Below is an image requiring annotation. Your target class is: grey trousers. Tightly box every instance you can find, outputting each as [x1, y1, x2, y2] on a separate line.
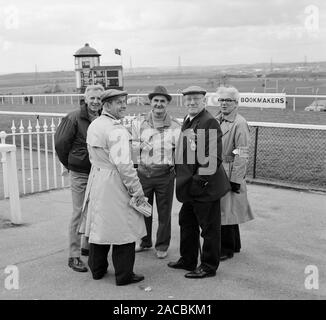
[138, 171, 175, 252]
[69, 170, 89, 258]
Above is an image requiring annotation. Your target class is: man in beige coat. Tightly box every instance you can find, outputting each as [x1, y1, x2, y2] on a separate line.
[215, 86, 254, 261]
[79, 89, 147, 286]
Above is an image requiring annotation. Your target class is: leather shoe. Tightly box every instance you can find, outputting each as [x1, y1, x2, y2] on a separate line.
[116, 273, 145, 286]
[184, 266, 216, 279]
[167, 260, 195, 271]
[220, 252, 234, 261]
[92, 270, 107, 280]
[68, 257, 88, 272]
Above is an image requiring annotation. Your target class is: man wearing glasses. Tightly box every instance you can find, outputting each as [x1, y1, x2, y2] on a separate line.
[215, 86, 254, 261]
[168, 86, 230, 278]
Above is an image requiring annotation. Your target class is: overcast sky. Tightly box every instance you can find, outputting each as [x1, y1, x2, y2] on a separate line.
[0, 0, 325, 74]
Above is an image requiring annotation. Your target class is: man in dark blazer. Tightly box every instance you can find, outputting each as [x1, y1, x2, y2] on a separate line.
[168, 86, 230, 278]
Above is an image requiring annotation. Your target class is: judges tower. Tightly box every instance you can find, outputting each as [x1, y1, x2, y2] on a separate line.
[74, 43, 123, 93]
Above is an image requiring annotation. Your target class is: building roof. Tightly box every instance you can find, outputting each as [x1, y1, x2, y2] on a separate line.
[74, 43, 101, 57]
[92, 65, 122, 70]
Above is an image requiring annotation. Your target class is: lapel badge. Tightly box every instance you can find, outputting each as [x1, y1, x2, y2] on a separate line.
[190, 139, 196, 151]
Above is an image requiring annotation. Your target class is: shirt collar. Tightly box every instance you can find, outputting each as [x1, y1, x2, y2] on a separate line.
[185, 108, 205, 123]
[146, 111, 171, 128]
[102, 109, 120, 122]
[221, 108, 238, 123]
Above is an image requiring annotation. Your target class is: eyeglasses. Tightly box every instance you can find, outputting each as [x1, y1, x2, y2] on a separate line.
[218, 98, 237, 103]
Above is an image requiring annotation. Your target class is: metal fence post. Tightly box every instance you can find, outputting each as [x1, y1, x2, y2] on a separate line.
[253, 126, 259, 179]
[0, 131, 9, 198]
[293, 97, 295, 111]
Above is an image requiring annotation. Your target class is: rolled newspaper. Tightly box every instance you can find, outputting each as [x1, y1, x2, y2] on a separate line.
[129, 197, 152, 217]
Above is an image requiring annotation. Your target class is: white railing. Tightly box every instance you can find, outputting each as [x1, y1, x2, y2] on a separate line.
[0, 117, 67, 198]
[0, 112, 135, 198]
[0, 94, 82, 105]
[286, 94, 326, 111]
[1, 112, 326, 198]
[0, 93, 184, 107]
[1, 92, 326, 110]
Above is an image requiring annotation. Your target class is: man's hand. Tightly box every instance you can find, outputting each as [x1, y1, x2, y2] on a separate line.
[230, 182, 241, 194]
[135, 195, 147, 206]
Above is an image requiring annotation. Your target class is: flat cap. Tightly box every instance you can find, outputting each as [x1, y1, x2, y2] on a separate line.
[100, 89, 128, 103]
[182, 86, 206, 96]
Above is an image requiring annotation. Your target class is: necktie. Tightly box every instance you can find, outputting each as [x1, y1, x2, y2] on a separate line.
[182, 117, 191, 130]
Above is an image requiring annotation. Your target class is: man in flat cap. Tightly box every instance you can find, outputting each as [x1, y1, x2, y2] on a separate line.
[55, 84, 104, 273]
[131, 85, 180, 259]
[79, 89, 147, 285]
[168, 86, 230, 278]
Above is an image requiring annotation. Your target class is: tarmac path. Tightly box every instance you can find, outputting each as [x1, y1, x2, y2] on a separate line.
[0, 184, 325, 300]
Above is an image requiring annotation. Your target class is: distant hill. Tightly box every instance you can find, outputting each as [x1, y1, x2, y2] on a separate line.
[1, 61, 326, 94]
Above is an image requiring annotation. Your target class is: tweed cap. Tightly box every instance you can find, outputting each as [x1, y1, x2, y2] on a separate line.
[148, 85, 172, 102]
[100, 89, 128, 103]
[182, 86, 207, 96]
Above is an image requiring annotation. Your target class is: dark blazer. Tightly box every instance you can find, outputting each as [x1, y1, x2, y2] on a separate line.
[55, 103, 96, 174]
[175, 109, 231, 203]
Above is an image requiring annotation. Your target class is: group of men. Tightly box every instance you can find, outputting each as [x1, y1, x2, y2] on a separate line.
[54, 82, 254, 285]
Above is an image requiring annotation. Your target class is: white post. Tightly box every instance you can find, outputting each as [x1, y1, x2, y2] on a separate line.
[36, 119, 42, 191]
[28, 120, 34, 193]
[43, 119, 50, 189]
[293, 97, 296, 111]
[0, 144, 22, 224]
[51, 119, 57, 188]
[19, 120, 26, 194]
[0, 131, 9, 198]
[11, 120, 16, 146]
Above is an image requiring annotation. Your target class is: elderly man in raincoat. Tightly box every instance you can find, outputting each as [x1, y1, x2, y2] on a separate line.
[79, 89, 147, 286]
[215, 86, 254, 261]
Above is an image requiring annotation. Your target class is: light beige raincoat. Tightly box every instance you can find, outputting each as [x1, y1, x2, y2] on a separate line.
[79, 112, 146, 244]
[216, 109, 254, 225]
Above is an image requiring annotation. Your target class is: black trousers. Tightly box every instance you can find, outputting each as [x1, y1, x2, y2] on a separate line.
[88, 242, 135, 284]
[179, 200, 221, 272]
[138, 171, 175, 252]
[221, 224, 241, 255]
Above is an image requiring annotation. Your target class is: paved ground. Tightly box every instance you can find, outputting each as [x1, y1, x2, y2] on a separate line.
[0, 184, 325, 300]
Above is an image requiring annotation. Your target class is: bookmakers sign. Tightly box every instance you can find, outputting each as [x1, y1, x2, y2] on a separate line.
[239, 93, 286, 109]
[206, 92, 286, 109]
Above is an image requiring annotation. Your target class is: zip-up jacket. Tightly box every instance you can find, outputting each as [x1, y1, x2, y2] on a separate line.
[55, 103, 97, 174]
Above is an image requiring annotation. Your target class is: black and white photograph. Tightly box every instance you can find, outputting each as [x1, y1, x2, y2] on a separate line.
[0, 0, 325, 307]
